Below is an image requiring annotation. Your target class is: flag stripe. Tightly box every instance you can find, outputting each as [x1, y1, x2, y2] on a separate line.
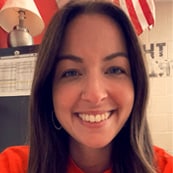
[131, 0, 149, 31]
[125, 0, 143, 34]
[139, 0, 155, 26]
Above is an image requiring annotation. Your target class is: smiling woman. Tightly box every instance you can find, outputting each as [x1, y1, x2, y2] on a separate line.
[0, 1, 172, 173]
[52, 13, 134, 151]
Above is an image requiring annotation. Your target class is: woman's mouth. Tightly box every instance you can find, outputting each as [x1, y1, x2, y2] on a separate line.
[78, 111, 112, 123]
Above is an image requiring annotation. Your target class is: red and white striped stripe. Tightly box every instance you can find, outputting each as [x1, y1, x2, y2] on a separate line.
[117, 0, 155, 34]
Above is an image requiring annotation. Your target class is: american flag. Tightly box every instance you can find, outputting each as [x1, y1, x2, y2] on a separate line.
[56, 0, 155, 35]
[114, 0, 155, 35]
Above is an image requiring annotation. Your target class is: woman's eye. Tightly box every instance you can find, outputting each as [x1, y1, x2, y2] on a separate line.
[61, 70, 81, 78]
[105, 66, 125, 75]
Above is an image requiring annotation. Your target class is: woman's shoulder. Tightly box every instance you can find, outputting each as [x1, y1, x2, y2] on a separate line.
[0, 145, 29, 173]
[154, 146, 173, 173]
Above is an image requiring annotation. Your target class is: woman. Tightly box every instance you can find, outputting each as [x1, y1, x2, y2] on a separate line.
[0, 1, 172, 173]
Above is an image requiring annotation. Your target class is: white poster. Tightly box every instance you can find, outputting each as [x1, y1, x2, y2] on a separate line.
[0, 53, 37, 96]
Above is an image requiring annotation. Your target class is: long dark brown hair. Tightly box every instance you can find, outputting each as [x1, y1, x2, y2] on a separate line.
[28, 1, 156, 173]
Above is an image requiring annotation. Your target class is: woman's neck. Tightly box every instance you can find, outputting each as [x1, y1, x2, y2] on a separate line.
[69, 139, 112, 173]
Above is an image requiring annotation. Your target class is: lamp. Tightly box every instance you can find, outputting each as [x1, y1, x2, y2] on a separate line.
[0, 0, 44, 47]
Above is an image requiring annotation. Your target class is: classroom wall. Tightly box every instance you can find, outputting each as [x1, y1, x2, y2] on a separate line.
[140, 1, 173, 154]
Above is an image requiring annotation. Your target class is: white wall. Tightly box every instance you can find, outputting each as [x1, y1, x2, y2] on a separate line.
[140, 1, 173, 154]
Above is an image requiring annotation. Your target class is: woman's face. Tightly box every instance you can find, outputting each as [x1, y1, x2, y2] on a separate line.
[52, 14, 134, 149]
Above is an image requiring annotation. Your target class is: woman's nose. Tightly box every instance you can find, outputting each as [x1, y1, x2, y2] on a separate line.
[81, 76, 108, 105]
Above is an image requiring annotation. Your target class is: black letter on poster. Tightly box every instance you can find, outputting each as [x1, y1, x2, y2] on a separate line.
[143, 44, 154, 59]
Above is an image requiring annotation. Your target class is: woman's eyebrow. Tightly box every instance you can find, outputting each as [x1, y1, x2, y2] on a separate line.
[58, 52, 128, 63]
[103, 52, 128, 61]
[58, 54, 83, 63]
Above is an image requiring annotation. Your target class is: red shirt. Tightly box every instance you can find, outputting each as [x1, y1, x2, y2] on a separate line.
[0, 145, 172, 173]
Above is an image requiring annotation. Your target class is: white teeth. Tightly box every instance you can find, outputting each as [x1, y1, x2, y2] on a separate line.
[78, 112, 111, 123]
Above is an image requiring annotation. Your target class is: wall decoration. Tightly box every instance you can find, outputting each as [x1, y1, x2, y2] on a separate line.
[143, 42, 173, 78]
